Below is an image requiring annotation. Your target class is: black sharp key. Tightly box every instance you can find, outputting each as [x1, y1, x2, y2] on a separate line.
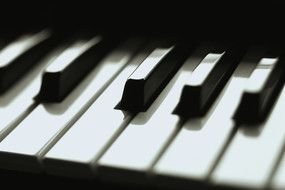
[37, 36, 114, 102]
[117, 43, 193, 112]
[234, 55, 285, 124]
[173, 45, 245, 118]
[0, 30, 52, 93]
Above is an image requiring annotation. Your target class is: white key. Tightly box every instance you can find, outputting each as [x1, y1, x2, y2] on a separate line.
[152, 56, 257, 187]
[97, 47, 212, 183]
[211, 83, 285, 189]
[0, 39, 143, 172]
[271, 152, 285, 189]
[42, 43, 155, 177]
[0, 38, 62, 139]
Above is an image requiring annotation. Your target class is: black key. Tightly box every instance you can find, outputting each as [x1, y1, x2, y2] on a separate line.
[37, 36, 113, 102]
[0, 30, 52, 93]
[174, 45, 245, 118]
[117, 43, 193, 112]
[234, 55, 285, 124]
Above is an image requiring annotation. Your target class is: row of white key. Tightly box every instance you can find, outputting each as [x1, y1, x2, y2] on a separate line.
[97, 46, 258, 186]
[36, 45, 285, 189]
[42, 44, 238, 184]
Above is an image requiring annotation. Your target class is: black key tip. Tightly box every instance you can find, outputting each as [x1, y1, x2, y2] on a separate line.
[173, 85, 204, 118]
[35, 72, 62, 102]
[115, 78, 146, 112]
[233, 93, 262, 125]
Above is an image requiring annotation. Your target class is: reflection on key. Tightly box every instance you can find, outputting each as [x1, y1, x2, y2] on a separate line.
[118, 44, 191, 112]
[37, 36, 112, 102]
[0, 30, 52, 93]
[234, 57, 285, 124]
[174, 47, 244, 118]
[0, 39, 144, 172]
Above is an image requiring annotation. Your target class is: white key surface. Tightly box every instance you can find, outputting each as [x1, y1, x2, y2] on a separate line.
[0, 40, 141, 172]
[97, 48, 210, 183]
[43, 44, 154, 177]
[271, 151, 285, 189]
[153, 57, 256, 184]
[211, 84, 285, 189]
[0, 37, 61, 139]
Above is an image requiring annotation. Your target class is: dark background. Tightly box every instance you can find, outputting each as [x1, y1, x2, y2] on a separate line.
[1, 2, 285, 42]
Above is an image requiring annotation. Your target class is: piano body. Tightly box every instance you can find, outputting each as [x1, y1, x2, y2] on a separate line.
[0, 2, 285, 189]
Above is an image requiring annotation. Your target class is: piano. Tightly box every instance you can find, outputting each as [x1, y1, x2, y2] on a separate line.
[0, 2, 285, 189]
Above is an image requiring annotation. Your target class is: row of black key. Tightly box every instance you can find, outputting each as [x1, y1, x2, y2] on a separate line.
[1, 28, 285, 126]
[118, 42, 285, 124]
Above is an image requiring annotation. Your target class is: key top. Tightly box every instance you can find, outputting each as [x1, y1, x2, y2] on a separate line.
[117, 43, 193, 112]
[43, 43, 156, 178]
[234, 56, 285, 124]
[0, 39, 144, 172]
[174, 45, 245, 118]
[37, 36, 112, 102]
[0, 30, 52, 93]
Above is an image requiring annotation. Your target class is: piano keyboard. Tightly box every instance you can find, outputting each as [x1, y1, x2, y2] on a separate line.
[0, 28, 285, 190]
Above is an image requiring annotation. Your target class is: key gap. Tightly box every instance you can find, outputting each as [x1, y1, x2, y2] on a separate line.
[206, 123, 239, 182]
[264, 136, 285, 188]
[147, 118, 186, 178]
[91, 112, 137, 173]
[0, 102, 39, 141]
